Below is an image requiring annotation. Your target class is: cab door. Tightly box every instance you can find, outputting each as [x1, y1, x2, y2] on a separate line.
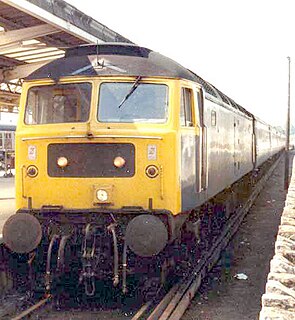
[180, 86, 205, 211]
[196, 88, 207, 193]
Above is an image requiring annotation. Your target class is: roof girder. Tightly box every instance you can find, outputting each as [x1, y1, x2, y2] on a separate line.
[0, 24, 60, 49]
[0, 59, 53, 81]
[0, 0, 133, 114]
[1, 0, 105, 44]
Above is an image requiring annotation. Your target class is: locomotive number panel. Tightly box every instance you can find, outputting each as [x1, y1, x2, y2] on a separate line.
[47, 143, 135, 177]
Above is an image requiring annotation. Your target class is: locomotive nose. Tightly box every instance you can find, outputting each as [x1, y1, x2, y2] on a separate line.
[3, 213, 42, 253]
[125, 214, 168, 257]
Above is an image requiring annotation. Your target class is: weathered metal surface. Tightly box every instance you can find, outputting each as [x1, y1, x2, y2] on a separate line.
[25, 42, 254, 119]
[3, 212, 42, 253]
[24, 0, 131, 43]
[125, 214, 168, 257]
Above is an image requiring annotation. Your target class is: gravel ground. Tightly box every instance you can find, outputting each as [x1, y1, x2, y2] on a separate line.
[0, 175, 15, 235]
[183, 153, 293, 320]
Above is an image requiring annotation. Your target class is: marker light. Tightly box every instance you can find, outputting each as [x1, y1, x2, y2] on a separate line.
[96, 189, 108, 202]
[114, 156, 126, 168]
[145, 165, 159, 178]
[27, 165, 38, 178]
[57, 157, 68, 168]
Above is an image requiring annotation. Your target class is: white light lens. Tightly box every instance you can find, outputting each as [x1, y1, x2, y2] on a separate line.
[114, 156, 126, 168]
[57, 157, 68, 168]
[96, 189, 108, 202]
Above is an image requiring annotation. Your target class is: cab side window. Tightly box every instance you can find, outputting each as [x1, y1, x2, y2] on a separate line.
[180, 88, 193, 127]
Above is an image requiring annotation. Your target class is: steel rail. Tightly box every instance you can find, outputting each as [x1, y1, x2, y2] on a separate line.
[11, 295, 51, 320]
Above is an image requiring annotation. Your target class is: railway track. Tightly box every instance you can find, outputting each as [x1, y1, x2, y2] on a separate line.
[4, 155, 281, 320]
[11, 296, 51, 320]
[131, 156, 281, 320]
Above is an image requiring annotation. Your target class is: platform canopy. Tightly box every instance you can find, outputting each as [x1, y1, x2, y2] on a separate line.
[0, 0, 133, 113]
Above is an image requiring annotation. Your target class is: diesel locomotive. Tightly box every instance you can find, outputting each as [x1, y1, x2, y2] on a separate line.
[3, 44, 285, 296]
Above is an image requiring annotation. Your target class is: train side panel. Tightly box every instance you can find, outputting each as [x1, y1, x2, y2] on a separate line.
[180, 90, 255, 211]
[270, 127, 284, 156]
[205, 101, 254, 199]
[255, 119, 272, 167]
[203, 100, 235, 199]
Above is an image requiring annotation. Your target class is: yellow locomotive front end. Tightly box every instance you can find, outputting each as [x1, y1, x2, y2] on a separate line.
[16, 77, 179, 216]
[6, 77, 184, 296]
[3, 44, 204, 297]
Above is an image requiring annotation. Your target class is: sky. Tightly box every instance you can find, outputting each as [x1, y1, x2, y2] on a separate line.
[66, 0, 294, 128]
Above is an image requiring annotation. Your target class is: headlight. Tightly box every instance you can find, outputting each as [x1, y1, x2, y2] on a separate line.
[57, 156, 68, 168]
[96, 189, 108, 202]
[113, 156, 126, 168]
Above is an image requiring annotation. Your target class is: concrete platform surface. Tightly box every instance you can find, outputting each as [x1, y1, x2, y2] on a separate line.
[0, 174, 15, 235]
[0, 176, 15, 199]
[260, 155, 295, 319]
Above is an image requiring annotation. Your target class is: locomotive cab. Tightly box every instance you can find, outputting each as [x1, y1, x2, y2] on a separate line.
[3, 44, 208, 295]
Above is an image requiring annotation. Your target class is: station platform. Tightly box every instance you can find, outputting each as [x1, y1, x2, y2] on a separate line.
[260, 156, 295, 319]
[0, 170, 15, 237]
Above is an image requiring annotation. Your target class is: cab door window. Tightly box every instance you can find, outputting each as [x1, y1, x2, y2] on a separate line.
[180, 88, 193, 127]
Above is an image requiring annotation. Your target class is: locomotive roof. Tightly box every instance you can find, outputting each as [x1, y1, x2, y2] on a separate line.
[26, 43, 197, 82]
[26, 43, 253, 117]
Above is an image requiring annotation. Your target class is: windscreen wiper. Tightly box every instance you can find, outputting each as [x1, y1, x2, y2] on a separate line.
[118, 76, 142, 109]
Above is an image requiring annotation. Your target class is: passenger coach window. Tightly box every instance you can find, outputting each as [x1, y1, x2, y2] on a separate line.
[180, 88, 193, 127]
[25, 83, 91, 124]
[98, 82, 168, 123]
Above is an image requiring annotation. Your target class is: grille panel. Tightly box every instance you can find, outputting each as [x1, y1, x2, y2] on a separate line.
[48, 143, 135, 177]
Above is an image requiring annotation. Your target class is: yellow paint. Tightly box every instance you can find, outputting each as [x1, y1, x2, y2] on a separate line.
[15, 76, 201, 216]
